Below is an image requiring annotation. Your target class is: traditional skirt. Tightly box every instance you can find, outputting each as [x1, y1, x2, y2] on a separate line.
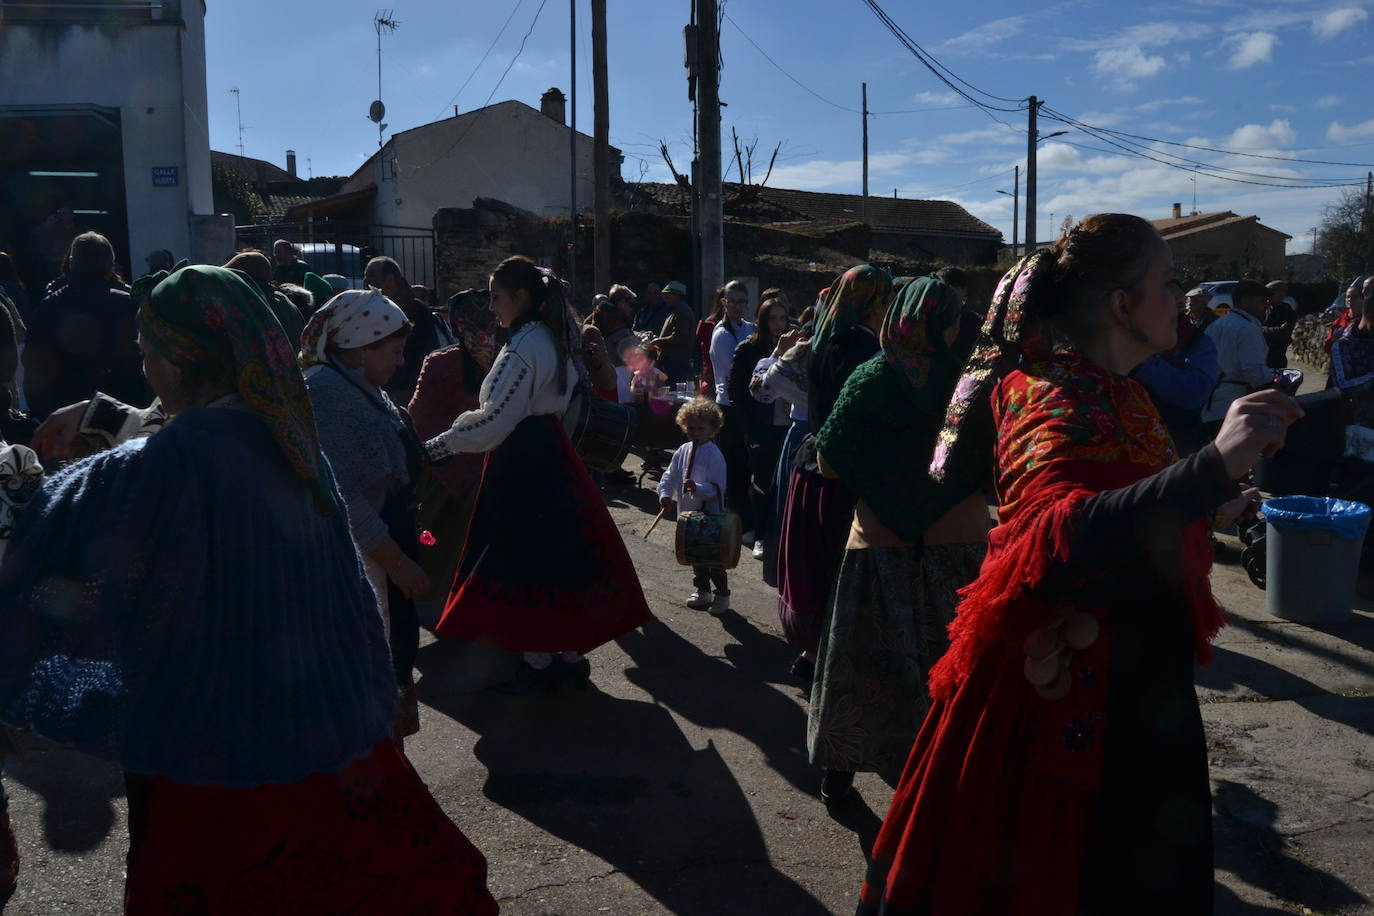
[807, 543, 985, 774]
[436, 414, 652, 653]
[415, 466, 479, 593]
[124, 740, 497, 915]
[775, 467, 856, 654]
[762, 419, 808, 588]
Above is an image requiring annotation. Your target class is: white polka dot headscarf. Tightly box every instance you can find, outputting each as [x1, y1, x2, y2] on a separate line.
[297, 289, 409, 367]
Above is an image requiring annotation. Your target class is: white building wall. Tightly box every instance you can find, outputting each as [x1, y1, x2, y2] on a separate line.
[0, 1, 213, 266]
[343, 101, 611, 230]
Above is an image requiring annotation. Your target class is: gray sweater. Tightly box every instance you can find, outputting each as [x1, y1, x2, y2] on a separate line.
[305, 361, 409, 552]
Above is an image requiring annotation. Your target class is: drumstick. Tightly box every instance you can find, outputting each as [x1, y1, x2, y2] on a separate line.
[643, 508, 667, 539]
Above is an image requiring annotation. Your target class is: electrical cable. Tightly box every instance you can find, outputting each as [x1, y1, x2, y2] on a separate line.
[435, 0, 526, 119]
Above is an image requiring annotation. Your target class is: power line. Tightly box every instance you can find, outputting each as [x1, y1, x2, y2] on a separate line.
[404, 0, 551, 173]
[1058, 118, 1374, 168]
[435, 0, 526, 119]
[859, 0, 1025, 109]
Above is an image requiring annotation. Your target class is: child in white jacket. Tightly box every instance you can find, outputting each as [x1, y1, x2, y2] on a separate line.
[657, 398, 730, 615]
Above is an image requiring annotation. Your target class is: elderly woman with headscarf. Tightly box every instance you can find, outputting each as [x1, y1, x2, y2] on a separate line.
[806, 276, 991, 804]
[775, 266, 891, 682]
[299, 288, 428, 740]
[409, 288, 503, 592]
[0, 265, 496, 912]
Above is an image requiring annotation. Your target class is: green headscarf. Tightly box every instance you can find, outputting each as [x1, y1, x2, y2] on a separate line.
[880, 275, 966, 414]
[809, 264, 892, 354]
[139, 265, 336, 514]
[302, 272, 336, 315]
[815, 275, 980, 543]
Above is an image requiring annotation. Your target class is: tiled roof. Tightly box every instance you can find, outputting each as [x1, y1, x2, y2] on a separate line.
[622, 182, 1001, 239]
[1152, 210, 1292, 241]
[246, 178, 348, 224]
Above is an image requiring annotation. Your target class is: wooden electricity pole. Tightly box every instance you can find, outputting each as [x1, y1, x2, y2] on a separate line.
[861, 82, 869, 225]
[1025, 96, 1039, 255]
[592, 0, 610, 293]
[695, 0, 723, 318]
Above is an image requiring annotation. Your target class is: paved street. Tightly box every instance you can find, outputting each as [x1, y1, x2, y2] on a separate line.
[3, 459, 1373, 915]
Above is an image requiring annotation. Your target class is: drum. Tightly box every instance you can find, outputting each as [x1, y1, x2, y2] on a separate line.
[675, 510, 743, 570]
[566, 389, 635, 472]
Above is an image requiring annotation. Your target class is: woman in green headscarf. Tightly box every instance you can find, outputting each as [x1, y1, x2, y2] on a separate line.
[0, 265, 496, 912]
[776, 265, 892, 682]
[806, 275, 992, 804]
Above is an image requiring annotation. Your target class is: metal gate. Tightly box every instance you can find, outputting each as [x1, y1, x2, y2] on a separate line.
[234, 221, 436, 292]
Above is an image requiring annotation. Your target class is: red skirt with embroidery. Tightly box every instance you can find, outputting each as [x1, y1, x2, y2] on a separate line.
[124, 740, 497, 915]
[436, 415, 652, 653]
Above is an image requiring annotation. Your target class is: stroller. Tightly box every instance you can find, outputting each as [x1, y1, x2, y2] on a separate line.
[1239, 385, 1373, 588]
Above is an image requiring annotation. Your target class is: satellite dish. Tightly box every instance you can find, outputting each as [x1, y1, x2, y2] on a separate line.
[368, 100, 386, 123]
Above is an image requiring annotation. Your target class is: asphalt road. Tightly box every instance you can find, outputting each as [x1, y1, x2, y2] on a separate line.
[3, 454, 1373, 914]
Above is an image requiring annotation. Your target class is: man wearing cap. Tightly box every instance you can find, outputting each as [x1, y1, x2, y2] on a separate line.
[1185, 286, 1217, 332]
[1202, 278, 1277, 432]
[1262, 279, 1298, 369]
[650, 280, 696, 382]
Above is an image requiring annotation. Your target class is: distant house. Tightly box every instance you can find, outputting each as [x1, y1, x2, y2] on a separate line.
[292, 89, 621, 233]
[625, 182, 1003, 265]
[1152, 205, 1291, 279]
[211, 150, 346, 224]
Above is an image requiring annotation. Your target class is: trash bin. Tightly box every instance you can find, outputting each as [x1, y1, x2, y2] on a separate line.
[1263, 497, 1371, 624]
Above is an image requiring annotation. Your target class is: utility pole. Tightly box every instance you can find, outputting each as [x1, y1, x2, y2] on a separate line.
[568, 0, 578, 302]
[592, 0, 611, 294]
[1012, 165, 1019, 257]
[695, 0, 723, 320]
[1025, 95, 1038, 255]
[861, 82, 869, 225]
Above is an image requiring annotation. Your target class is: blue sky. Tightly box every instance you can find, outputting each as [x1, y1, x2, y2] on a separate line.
[205, 0, 1374, 253]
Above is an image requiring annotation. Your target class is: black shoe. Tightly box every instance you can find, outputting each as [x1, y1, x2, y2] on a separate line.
[546, 657, 592, 691]
[790, 655, 815, 683]
[820, 769, 855, 805]
[488, 660, 557, 695]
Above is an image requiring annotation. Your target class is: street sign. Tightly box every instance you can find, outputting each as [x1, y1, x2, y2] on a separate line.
[152, 166, 179, 187]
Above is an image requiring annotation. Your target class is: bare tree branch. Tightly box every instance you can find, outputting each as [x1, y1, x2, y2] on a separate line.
[759, 142, 781, 188]
[658, 139, 691, 189]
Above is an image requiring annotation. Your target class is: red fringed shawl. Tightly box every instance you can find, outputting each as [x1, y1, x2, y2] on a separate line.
[860, 352, 1224, 916]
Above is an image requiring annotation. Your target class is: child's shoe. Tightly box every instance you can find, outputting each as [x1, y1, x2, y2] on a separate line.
[686, 590, 711, 610]
[709, 591, 730, 617]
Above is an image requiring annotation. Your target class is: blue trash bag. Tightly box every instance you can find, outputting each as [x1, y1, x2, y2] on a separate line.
[1261, 497, 1372, 542]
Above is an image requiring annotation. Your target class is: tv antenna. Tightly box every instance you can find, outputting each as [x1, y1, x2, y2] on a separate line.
[371, 11, 400, 148]
[228, 87, 245, 158]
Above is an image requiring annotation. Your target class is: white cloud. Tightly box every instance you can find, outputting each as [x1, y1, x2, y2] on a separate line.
[1225, 119, 1296, 148]
[1136, 96, 1206, 112]
[1061, 21, 1199, 52]
[1314, 7, 1368, 39]
[765, 152, 915, 191]
[937, 126, 1023, 147]
[1226, 32, 1278, 69]
[1316, 94, 1344, 109]
[1328, 117, 1374, 142]
[912, 90, 962, 107]
[942, 14, 1034, 49]
[1093, 45, 1167, 87]
[1269, 103, 1298, 113]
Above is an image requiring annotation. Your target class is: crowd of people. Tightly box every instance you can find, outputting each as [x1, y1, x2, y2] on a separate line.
[0, 209, 1368, 913]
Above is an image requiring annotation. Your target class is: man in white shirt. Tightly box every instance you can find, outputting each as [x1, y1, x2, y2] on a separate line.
[1203, 278, 1274, 429]
[709, 280, 757, 537]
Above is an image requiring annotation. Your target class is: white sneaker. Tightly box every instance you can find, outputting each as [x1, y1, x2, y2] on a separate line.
[709, 592, 730, 616]
[686, 590, 711, 610]
[752, 539, 765, 560]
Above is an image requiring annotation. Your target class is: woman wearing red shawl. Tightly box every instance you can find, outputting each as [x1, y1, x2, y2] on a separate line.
[858, 214, 1301, 915]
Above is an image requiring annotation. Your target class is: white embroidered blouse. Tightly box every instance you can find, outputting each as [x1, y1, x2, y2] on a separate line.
[423, 321, 577, 460]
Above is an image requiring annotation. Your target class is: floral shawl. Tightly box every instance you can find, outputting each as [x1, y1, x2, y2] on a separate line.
[139, 265, 335, 513]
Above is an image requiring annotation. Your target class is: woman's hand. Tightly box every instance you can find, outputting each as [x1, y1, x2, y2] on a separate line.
[1214, 486, 1262, 530]
[30, 400, 91, 462]
[660, 496, 675, 512]
[386, 555, 432, 601]
[776, 328, 805, 355]
[1213, 390, 1305, 480]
